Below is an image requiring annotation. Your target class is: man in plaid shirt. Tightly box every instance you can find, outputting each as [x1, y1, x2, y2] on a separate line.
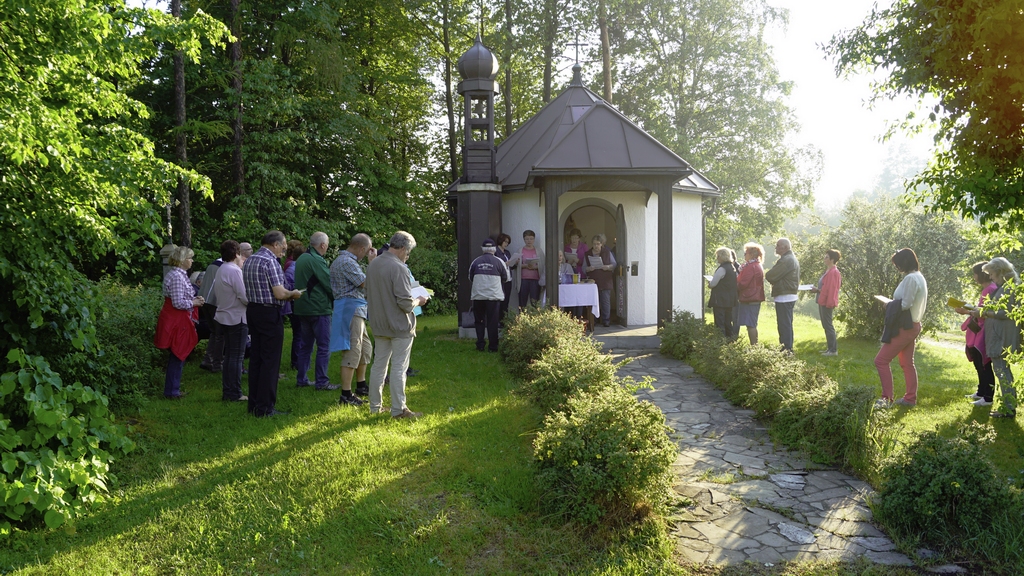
[243, 230, 302, 417]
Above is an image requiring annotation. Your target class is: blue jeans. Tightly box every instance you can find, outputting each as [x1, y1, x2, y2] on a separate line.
[599, 289, 612, 325]
[221, 322, 248, 400]
[164, 353, 184, 397]
[819, 305, 836, 353]
[296, 314, 332, 388]
[775, 300, 795, 352]
[519, 279, 541, 308]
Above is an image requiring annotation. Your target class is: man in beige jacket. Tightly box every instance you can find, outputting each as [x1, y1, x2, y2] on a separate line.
[366, 231, 430, 419]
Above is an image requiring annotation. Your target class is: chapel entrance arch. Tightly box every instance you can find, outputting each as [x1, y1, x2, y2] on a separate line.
[559, 197, 626, 326]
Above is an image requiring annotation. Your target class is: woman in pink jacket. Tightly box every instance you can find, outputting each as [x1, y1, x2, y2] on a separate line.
[811, 249, 842, 356]
[955, 261, 998, 406]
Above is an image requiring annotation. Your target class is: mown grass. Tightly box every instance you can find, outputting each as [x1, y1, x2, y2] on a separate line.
[0, 315, 676, 575]
[745, 305, 1024, 479]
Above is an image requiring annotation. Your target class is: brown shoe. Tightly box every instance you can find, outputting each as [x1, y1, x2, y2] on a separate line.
[392, 408, 422, 420]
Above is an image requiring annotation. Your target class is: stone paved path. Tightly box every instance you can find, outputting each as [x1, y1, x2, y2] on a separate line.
[600, 345, 965, 572]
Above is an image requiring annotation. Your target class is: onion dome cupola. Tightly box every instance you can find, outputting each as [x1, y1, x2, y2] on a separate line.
[457, 35, 499, 183]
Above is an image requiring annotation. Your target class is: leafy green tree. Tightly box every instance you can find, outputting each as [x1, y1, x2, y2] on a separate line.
[0, 0, 225, 532]
[798, 198, 968, 339]
[828, 0, 1024, 232]
[608, 0, 819, 249]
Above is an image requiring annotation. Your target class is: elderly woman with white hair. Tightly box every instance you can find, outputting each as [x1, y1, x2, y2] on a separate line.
[707, 247, 739, 339]
[154, 245, 205, 399]
[971, 257, 1021, 418]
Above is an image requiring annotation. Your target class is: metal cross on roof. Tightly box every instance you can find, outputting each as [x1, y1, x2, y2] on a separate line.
[566, 32, 590, 64]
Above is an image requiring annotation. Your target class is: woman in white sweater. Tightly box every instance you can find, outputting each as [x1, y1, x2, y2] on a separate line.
[875, 248, 928, 408]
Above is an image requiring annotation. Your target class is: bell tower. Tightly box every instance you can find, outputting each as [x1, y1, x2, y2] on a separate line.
[454, 36, 502, 330]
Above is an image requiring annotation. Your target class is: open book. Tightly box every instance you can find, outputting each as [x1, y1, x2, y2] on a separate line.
[564, 251, 579, 265]
[588, 255, 605, 268]
[522, 257, 539, 270]
[798, 284, 815, 291]
[947, 297, 977, 310]
[873, 295, 892, 305]
[411, 286, 433, 300]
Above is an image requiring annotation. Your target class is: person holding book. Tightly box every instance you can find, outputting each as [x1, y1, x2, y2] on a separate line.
[707, 247, 738, 339]
[970, 257, 1020, 418]
[584, 233, 616, 327]
[564, 228, 588, 277]
[213, 240, 249, 402]
[514, 229, 545, 308]
[495, 233, 516, 324]
[810, 249, 842, 356]
[282, 239, 305, 371]
[874, 248, 927, 409]
[955, 261, 997, 407]
[736, 242, 765, 345]
[764, 238, 800, 352]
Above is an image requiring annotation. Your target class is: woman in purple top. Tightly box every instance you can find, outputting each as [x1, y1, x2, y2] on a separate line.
[564, 228, 588, 277]
[214, 240, 249, 402]
[282, 239, 304, 370]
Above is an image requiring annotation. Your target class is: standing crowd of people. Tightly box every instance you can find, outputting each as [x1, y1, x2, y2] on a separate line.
[707, 238, 1020, 417]
[154, 231, 430, 419]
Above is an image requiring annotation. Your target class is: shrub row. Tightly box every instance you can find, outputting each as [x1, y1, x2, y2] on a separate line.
[660, 310, 1024, 572]
[500, 307, 676, 526]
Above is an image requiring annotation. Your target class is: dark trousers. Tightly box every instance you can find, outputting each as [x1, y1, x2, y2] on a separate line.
[296, 314, 332, 388]
[713, 306, 734, 339]
[247, 304, 284, 416]
[519, 278, 541, 308]
[967, 346, 995, 402]
[500, 281, 512, 325]
[473, 300, 501, 351]
[164, 353, 184, 397]
[599, 288, 612, 325]
[819, 305, 837, 353]
[201, 304, 224, 370]
[775, 301, 795, 351]
[287, 313, 301, 370]
[221, 322, 248, 400]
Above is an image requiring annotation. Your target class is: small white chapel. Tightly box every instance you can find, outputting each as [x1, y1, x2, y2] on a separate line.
[448, 37, 720, 327]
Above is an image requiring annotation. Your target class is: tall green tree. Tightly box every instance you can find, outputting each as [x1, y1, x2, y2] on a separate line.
[827, 0, 1024, 232]
[608, 0, 819, 249]
[0, 0, 225, 354]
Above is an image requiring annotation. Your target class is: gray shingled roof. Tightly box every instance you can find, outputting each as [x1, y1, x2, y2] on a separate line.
[491, 70, 718, 194]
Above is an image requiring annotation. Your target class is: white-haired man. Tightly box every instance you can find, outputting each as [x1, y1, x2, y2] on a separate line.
[366, 231, 429, 419]
[293, 231, 338, 391]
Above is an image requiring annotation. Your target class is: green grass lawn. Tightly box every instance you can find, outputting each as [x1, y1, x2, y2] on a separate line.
[0, 315, 674, 575]
[748, 306, 1024, 479]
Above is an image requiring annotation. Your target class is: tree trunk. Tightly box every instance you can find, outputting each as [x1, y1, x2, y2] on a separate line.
[230, 0, 245, 198]
[172, 0, 191, 247]
[598, 0, 612, 102]
[443, 1, 458, 182]
[503, 0, 513, 135]
[542, 0, 556, 102]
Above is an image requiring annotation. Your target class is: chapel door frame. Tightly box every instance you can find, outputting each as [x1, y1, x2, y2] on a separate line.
[615, 203, 627, 326]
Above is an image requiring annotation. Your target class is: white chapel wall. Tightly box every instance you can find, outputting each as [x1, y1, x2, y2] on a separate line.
[673, 193, 704, 317]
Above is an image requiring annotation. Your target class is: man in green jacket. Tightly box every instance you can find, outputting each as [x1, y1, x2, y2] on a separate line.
[764, 237, 800, 353]
[294, 232, 339, 390]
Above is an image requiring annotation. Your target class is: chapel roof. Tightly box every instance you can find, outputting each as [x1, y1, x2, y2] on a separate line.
[492, 64, 718, 195]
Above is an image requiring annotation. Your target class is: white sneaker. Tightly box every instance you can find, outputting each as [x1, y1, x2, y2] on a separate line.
[821, 351, 838, 357]
[965, 393, 982, 400]
[972, 398, 993, 406]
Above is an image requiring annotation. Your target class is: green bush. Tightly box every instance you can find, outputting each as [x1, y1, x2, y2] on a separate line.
[407, 248, 457, 316]
[659, 309, 722, 363]
[534, 385, 677, 525]
[0, 349, 134, 535]
[522, 336, 618, 413]
[874, 422, 1014, 553]
[771, 382, 877, 466]
[47, 280, 164, 411]
[500, 306, 584, 381]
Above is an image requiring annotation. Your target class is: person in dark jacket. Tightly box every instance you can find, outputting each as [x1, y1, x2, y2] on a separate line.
[293, 232, 339, 391]
[764, 238, 800, 352]
[584, 233, 616, 327]
[494, 233, 515, 325]
[708, 247, 739, 339]
[469, 238, 510, 352]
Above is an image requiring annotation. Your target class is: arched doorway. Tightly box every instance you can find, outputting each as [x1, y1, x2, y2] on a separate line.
[560, 198, 627, 326]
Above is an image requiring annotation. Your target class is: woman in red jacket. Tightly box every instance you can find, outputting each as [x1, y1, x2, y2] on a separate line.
[736, 243, 766, 344]
[154, 246, 205, 398]
[811, 249, 843, 356]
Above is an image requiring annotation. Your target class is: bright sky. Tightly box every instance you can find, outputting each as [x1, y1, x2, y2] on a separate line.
[764, 0, 934, 208]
